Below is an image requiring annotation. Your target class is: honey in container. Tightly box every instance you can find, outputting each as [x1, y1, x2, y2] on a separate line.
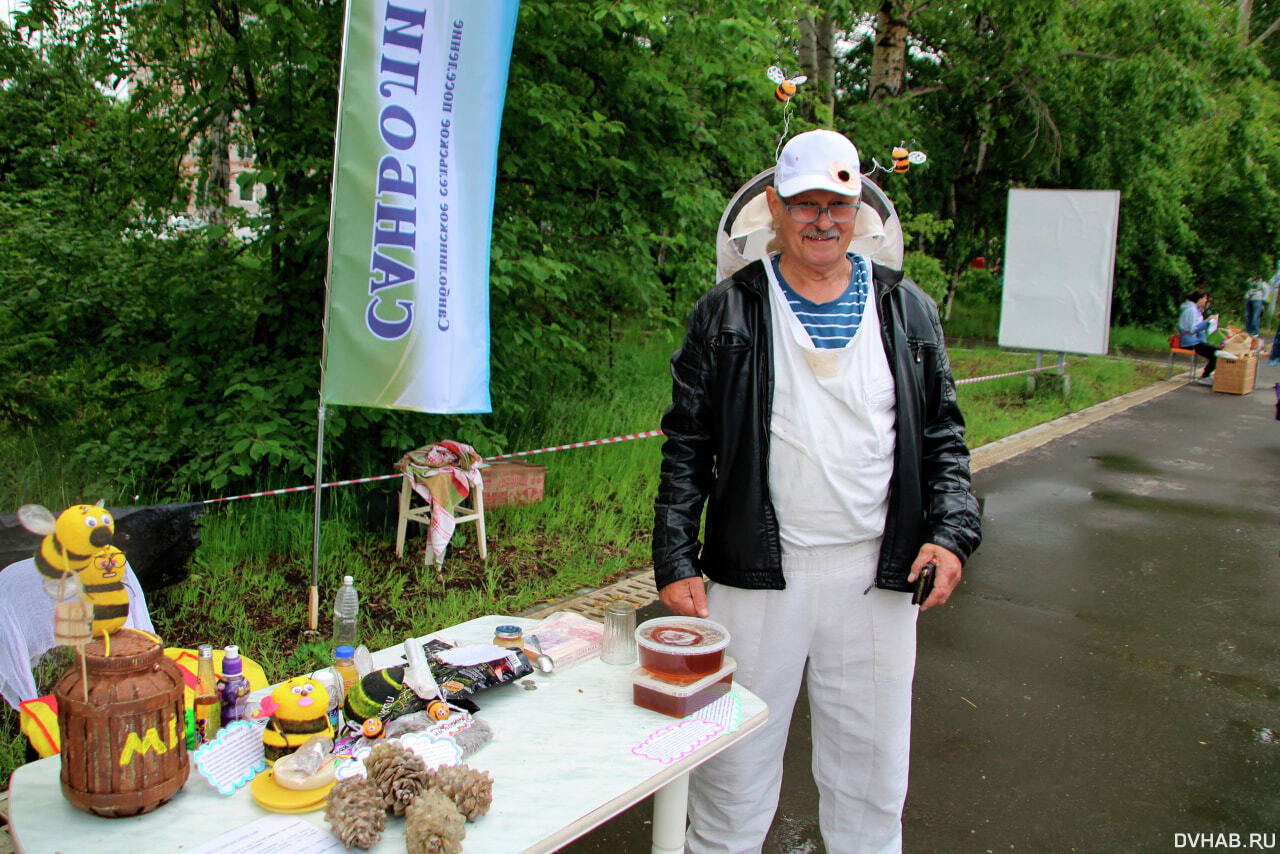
[635, 617, 730, 684]
[632, 657, 737, 717]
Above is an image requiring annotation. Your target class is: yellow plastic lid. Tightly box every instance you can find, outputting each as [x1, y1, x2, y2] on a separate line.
[249, 768, 336, 813]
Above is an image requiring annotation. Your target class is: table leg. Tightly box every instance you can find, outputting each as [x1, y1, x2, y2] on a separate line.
[651, 772, 689, 854]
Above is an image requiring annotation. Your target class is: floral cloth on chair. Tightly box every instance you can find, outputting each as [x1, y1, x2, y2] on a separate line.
[397, 441, 484, 564]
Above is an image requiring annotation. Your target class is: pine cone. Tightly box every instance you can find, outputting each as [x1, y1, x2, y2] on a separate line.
[324, 777, 386, 850]
[426, 763, 494, 822]
[365, 740, 431, 816]
[405, 789, 467, 854]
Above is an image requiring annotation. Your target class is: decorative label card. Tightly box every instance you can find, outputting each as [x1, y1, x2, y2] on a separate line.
[686, 691, 744, 732]
[333, 732, 462, 781]
[192, 719, 268, 795]
[632, 719, 723, 765]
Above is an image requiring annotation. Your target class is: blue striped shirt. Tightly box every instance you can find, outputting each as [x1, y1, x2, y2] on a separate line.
[772, 254, 870, 349]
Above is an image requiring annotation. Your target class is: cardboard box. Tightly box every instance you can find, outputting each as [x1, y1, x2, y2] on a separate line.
[1212, 354, 1257, 395]
[481, 460, 547, 507]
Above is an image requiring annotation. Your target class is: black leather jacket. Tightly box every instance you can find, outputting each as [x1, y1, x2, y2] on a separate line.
[653, 258, 981, 594]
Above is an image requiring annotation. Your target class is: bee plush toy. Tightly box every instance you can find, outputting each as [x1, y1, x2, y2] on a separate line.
[19, 502, 121, 598]
[257, 676, 334, 762]
[19, 501, 140, 656]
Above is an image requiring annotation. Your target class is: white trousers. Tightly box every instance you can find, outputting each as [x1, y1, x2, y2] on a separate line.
[686, 540, 918, 854]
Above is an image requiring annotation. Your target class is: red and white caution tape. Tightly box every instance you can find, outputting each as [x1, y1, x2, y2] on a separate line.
[202, 365, 1060, 506]
[956, 362, 1068, 386]
[202, 472, 401, 505]
[484, 429, 664, 461]
[201, 429, 665, 505]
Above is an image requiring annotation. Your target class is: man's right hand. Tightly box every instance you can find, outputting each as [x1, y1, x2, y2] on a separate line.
[659, 576, 709, 618]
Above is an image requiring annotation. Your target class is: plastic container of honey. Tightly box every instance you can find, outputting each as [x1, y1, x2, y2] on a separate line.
[632, 657, 736, 718]
[634, 617, 730, 684]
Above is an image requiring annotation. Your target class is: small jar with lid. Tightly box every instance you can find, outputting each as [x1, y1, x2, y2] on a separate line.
[493, 624, 524, 649]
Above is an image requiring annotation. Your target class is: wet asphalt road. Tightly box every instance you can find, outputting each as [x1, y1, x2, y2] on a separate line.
[563, 362, 1280, 853]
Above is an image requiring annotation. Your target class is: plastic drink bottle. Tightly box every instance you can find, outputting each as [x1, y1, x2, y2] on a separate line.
[193, 643, 220, 745]
[333, 645, 359, 697]
[332, 575, 360, 650]
[217, 645, 252, 726]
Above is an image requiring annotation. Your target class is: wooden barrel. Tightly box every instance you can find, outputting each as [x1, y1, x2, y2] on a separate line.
[54, 631, 189, 817]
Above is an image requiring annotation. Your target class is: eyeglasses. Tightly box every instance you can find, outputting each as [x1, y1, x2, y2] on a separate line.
[782, 201, 861, 223]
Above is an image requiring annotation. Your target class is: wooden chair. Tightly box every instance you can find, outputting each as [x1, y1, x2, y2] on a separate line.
[1167, 334, 1198, 380]
[394, 474, 487, 568]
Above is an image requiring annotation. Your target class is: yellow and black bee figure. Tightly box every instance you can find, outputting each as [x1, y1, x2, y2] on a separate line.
[892, 146, 911, 173]
[767, 65, 807, 103]
[868, 142, 928, 177]
[19, 502, 123, 596]
[78, 545, 130, 637]
[258, 676, 334, 762]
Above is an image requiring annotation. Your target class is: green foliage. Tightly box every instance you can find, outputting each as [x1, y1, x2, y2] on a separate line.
[903, 251, 948, 304]
[486, 1, 790, 433]
[1108, 323, 1176, 353]
[943, 291, 1002, 341]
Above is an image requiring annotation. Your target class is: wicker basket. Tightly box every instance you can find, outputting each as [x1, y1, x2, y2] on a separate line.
[1212, 354, 1257, 395]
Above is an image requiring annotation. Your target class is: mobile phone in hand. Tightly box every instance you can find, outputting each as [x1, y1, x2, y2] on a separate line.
[911, 563, 935, 606]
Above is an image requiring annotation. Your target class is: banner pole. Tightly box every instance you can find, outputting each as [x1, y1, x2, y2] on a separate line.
[309, 402, 327, 634]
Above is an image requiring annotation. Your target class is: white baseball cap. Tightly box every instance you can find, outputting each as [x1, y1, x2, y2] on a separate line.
[775, 129, 861, 199]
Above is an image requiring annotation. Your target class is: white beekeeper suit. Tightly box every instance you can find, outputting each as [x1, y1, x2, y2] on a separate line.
[688, 142, 918, 854]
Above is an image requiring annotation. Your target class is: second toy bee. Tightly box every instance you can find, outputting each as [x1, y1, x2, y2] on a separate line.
[78, 545, 130, 637]
[891, 143, 928, 173]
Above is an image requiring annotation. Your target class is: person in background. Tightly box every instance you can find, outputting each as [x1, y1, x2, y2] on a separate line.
[653, 129, 981, 854]
[1178, 288, 1219, 386]
[1244, 277, 1268, 337]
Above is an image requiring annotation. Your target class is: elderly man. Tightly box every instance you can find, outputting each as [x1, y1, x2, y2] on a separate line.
[653, 129, 981, 854]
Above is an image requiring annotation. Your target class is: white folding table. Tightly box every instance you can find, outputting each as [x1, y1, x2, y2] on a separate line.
[9, 614, 767, 854]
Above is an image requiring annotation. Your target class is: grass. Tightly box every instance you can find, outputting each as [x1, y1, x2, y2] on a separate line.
[0, 316, 1177, 786]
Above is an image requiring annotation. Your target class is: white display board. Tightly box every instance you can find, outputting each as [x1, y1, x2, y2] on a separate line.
[998, 189, 1121, 355]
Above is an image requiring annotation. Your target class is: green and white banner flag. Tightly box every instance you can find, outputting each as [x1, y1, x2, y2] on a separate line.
[322, 0, 519, 413]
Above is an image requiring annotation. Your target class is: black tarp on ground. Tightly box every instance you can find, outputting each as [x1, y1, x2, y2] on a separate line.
[0, 503, 205, 590]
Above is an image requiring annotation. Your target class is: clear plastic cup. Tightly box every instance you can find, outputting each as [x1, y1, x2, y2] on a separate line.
[600, 600, 637, 665]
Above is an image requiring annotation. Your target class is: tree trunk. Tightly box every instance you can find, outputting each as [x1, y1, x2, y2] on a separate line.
[797, 3, 836, 122]
[943, 183, 959, 321]
[200, 110, 232, 230]
[869, 1, 910, 102]
[943, 266, 960, 322]
[1239, 0, 1253, 40]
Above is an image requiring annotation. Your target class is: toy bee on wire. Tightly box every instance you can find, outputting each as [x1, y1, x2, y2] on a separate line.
[868, 141, 928, 176]
[767, 66, 807, 103]
[768, 65, 809, 159]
